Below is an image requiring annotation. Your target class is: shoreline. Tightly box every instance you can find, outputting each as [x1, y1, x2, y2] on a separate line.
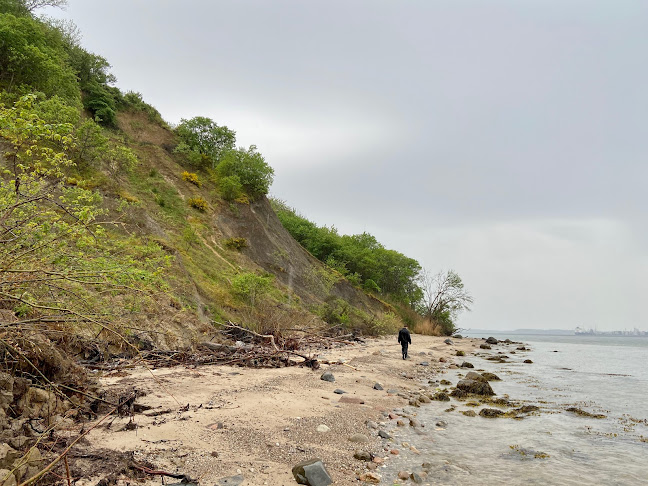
[71, 334, 481, 485]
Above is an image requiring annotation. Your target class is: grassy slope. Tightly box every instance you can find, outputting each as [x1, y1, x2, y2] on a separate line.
[100, 110, 402, 348]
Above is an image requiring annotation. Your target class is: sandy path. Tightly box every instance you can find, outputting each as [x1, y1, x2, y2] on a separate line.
[77, 334, 480, 485]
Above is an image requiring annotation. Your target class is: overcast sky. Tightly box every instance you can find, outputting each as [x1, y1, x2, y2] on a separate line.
[46, 0, 648, 331]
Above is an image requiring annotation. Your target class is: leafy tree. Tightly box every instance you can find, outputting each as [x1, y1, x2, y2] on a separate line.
[0, 12, 80, 101]
[175, 116, 236, 169]
[0, 95, 167, 331]
[418, 269, 473, 335]
[215, 145, 274, 199]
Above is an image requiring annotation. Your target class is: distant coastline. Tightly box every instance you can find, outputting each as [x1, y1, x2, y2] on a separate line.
[465, 328, 648, 337]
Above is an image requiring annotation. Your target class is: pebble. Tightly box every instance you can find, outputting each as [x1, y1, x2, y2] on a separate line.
[320, 371, 335, 382]
[333, 389, 346, 394]
[411, 472, 424, 483]
[398, 470, 410, 479]
[316, 424, 330, 433]
[358, 472, 380, 483]
[348, 434, 369, 443]
[353, 450, 372, 461]
[390, 449, 400, 455]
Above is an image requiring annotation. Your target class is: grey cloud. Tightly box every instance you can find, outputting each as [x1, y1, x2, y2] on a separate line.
[47, 0, 648, 330]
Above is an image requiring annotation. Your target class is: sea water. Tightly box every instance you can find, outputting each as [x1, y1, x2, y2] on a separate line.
[380, 335, 648, 485]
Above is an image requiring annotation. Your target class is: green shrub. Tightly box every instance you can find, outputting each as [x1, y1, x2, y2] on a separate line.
[215, 145, 274, 199]
[181, 171, 201, 187]
[369, 312, 401, 336]
[316, 298, 350, 325]
[223, 237, 248, 251]
[188, 196, 208, 211]
[218, 174, 243, 201]
[231, 272, 274, 306]
[182, 226, 199, 248]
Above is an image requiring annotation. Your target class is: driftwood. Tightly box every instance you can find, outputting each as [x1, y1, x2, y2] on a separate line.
[76, 321, 358, 371]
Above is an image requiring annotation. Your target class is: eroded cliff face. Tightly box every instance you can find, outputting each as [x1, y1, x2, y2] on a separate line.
[216, 197, 389, 313]
[105, 111, 395, 347]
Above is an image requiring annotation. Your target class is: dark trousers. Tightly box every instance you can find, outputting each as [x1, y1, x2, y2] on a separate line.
[401, 343, 408, 359]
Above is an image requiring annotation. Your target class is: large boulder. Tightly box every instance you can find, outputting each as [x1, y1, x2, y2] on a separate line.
[485, 337, 499, 345]
[456, 379, 494, 396]
[292, 458, 333, 486]
[464, 372, 487, 382]
[481, 372, 501, 381]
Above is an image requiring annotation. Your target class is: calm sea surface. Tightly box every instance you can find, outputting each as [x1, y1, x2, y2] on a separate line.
[381, 334, 648, 485]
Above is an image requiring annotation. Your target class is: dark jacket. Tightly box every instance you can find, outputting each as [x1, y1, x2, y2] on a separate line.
[398, 327, 411, 345]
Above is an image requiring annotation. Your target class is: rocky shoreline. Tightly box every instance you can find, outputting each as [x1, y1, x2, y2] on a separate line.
[1, 334, 543, 485]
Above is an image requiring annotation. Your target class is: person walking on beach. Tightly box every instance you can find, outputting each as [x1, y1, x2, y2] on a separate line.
[398, 324, 411, 360]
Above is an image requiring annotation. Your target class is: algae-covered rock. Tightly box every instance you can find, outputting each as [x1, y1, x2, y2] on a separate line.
[566, 407, 606, 419]
[456, 379, 494, 396]
[432, 392, 450, 401]
[479, 408, 504, 418]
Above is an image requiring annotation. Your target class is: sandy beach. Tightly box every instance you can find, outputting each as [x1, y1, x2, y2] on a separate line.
[71, 334, 480, 485]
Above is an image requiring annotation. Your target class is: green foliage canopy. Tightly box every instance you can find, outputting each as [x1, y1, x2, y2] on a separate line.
[0, 12, 80, 101]
[175, 116, 236, 169]
[271, 199, 422, 306]
[215, 145, 274, 199]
